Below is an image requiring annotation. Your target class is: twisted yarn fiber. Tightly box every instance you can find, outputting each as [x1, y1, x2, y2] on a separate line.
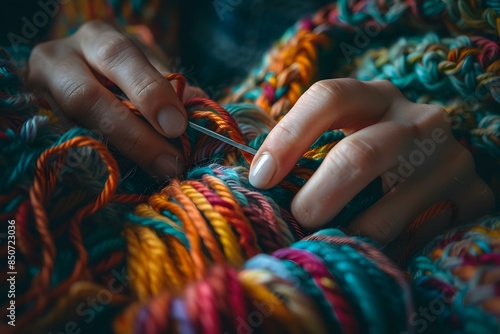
[0, 64, 384, 333]
[1, 0, 500, 333]
[409, 216, 500, 333]
[229, 0, 500, 170]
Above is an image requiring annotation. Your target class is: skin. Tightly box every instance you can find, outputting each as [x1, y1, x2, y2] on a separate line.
[28, 21, 205, 178]
[28, 21, 495, 244]
[249, 79, 495, 245]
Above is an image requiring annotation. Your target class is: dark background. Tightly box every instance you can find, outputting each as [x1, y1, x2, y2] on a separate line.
[0, 0, 330, 93]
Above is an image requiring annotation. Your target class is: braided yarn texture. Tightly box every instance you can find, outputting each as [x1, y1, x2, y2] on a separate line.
[1, 1, 499, 333]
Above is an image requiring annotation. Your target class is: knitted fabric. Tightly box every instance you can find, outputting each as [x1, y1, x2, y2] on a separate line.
[0, 1, 499, 333]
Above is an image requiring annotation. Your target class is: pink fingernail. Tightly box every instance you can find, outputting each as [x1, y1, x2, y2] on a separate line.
[158, 106, 185, 137]
[249, 153, 276, 188]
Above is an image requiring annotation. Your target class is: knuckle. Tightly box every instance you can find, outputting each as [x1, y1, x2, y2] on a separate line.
[94, 35, 133, 69]
[130, 75, 161, 103]
[272, 120, 300, 146]
[27, 43, 52, 87]
[28, 42, 56, 80]
[410, 104, 450, 138]
[30, 42, 54, 60]
[60, 79, 100, 114]
[122, 127, 147, 157]
[322, 152, 351, 183]
[307, 78, 361, 107]
[332, 138, 378, 177]
[309, 80, 337, 98]
[77, 20, 108, 37]
[423, 105, 448, 127]
[374, 79, 401, 96]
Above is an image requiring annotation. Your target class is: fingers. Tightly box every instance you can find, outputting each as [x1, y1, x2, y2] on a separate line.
[27, 21, 202, 178]
[72, 21, 187, 138]
[291, 121, 413, 228]
[348, 145, 495, 245]
[441, 148, 495, 220]
[30, 55, 184, 177]
[249, 74, 492, 245]
[348, 174, 493, 246]
[249, 79, 402, 189]
[347, 170, 451, 245]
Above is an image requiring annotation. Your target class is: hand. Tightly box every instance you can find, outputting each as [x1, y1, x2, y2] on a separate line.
[27, 20, 203, 178]
[249, 79, 495, 245]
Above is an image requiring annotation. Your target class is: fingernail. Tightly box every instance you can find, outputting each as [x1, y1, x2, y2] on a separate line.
[158, 106, 185, 137]
[249, 153, 276, 188]
[152, 153, 182, 177]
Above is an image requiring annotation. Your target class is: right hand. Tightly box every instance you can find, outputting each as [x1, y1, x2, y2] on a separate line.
[249, 79, 494, 246]
[28, 20, 201, 178]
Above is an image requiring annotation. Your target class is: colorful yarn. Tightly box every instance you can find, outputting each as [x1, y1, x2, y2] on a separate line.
[408, 216, 500, 333]
[0, 61, 383, 332]
[1, 1, 500, 333]
[226, 0, 500, 198]
[117, 229, 412, 334]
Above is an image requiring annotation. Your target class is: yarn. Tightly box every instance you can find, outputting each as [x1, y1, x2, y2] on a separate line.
[408, 216, 500, 333]
[1, 1, 500, 333]
[116, 229, 412, 334]
[0, 65, 384, 332]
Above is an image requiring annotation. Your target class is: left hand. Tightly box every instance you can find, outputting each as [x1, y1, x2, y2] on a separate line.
[249, 79, 494, 245]
[27, 21, 206, 179]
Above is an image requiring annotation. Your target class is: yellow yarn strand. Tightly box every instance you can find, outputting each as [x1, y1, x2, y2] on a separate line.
[239, 271, 302, 334]
[181, 184, 245, 267]
[138, 226, 181, 293]
[152, 188, 206, 279]
[124, 225, 151, 301]
[203, 175, 262, 254]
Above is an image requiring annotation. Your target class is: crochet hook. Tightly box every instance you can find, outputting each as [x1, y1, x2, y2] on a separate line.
[188, 121, 258, 155]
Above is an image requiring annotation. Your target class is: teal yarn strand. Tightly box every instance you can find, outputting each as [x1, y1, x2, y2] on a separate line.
[125, 214, 190, 247]
[2, 0, 500, 331]
[408, 216, 500, 333]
